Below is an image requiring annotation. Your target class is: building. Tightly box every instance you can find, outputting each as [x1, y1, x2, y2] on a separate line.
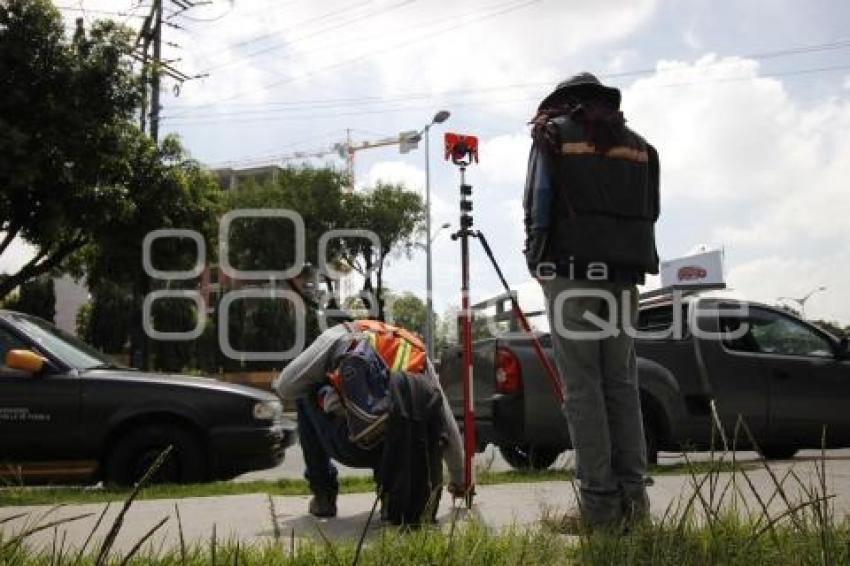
[212, 165, 286, 191]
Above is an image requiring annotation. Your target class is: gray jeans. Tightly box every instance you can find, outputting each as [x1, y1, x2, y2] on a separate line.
[542, 277, 649, 525]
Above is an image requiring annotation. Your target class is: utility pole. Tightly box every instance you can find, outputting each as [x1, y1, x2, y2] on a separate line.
[345, 129, 355, 190]
[150, 0, 163, 142]
[130, 0, 204, 369]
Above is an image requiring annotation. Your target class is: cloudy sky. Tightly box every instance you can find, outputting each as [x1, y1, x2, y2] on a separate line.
[45, 0, 850, 323]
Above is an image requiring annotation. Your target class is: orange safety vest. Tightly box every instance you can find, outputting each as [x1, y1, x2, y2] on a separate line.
[343, 319, 427, 374]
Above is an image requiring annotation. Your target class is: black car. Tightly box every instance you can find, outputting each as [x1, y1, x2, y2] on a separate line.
[440, 295, 850, 469]
[0, 310, 296, 486]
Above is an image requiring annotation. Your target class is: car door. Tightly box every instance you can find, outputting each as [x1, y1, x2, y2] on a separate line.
[0, 323, 83, 465]
[743, 307, 849, 446]
[696, 300, 770, 441]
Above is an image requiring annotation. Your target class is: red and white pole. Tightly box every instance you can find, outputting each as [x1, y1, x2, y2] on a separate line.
[458, 164, 476, 505]
[444, 133, 481, 507]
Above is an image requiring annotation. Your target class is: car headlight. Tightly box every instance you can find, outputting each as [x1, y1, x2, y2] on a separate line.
[253, 400, 282, 421]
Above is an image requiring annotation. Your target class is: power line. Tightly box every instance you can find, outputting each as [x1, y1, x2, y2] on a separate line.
[55, 5, 149, 19]
[166, 0, 542, 118]
[165, 36, 850, 117]
[196, 0, 419, 74]
[198, 0, 371, 59]
[163, 62, 850, 127]
[162, 50, 850, 123]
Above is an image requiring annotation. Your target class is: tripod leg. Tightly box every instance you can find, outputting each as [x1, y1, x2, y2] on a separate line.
[475, 232, 565, 405]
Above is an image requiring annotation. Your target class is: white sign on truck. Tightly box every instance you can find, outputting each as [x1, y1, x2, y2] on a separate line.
[660, 249, 725, 290]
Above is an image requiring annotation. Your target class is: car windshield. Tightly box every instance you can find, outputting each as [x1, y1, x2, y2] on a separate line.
[8, 313, 115, 370]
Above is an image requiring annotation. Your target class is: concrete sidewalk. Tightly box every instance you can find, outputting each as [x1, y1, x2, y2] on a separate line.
[3, 454, 850, 556]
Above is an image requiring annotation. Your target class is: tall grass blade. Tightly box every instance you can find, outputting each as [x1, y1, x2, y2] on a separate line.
[117, 515, 168, 566]
[74, 501, 111, 565]
[313, 521, 341, 566]
[174, 503, 186, 565]
[94, 445, 173, 566]
[1, 512, 94, 552]
[353, 489, 381, 566]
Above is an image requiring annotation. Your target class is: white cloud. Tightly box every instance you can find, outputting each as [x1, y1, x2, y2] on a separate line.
[478, 133, 531, 186]
[606, 49, 639, 74]
[683, 27, 701, 50]
[71, 0, 658, 120]
[60, 3, 849, 326]
[727, 255, 848, 323]
[623, 57, 850, 323]
[362, 159, 454, 235]
[363, 160, 424, 191]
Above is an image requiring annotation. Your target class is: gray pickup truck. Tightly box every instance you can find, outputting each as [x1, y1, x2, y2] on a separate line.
[439, 294, 850, 469]
[0, 310, 297, 486]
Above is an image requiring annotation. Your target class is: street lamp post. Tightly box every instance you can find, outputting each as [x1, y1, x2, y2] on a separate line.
[423, 110, 450, 360]
[777, 285, 827, 319]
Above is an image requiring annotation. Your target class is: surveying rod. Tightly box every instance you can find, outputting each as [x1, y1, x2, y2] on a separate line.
[458, 163, 475, 505]
[445, 133, 479, 506]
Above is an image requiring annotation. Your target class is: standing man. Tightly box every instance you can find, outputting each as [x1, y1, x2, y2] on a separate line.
[523, 73, 660, 528]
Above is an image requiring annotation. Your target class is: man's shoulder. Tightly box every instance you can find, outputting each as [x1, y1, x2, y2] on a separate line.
[623, 125, 656, 152]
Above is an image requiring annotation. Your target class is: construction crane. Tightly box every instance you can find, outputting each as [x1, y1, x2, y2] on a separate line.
[334, 129, 421, 189]
[212, 129, 422, 191]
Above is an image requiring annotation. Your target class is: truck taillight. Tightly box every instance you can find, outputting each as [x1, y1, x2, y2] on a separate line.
[495, 346, 522, 394]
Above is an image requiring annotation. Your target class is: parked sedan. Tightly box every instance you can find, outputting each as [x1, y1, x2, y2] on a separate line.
[0, 310, 296, 486]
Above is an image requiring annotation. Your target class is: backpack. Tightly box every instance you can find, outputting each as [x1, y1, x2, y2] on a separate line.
[329, 320, 428, 450]
[344, 320, 427, 374]
[329, 338, 391, 449]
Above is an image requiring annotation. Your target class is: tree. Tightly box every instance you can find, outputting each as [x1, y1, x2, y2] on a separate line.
[435, 305, 459, 355]
[79, 137, 223, 290]
[224, 171, 424, 323]
[72, 136, 222, 367]
[0, 1, 143, 299]
[341, 183, 425, 320]
[385, 292, 430, 339]
[76, 281, 131, 353]
[1, 276, 56, 321]
[223, 167, 348, 279]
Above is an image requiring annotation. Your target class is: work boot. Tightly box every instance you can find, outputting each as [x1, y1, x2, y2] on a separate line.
[308, 493, 337, 518]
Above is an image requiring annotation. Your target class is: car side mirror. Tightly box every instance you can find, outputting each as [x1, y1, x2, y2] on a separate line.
[5, 349, 46, 374]
[840, 336, 850, 360]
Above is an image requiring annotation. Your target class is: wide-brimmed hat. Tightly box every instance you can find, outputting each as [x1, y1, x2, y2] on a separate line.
[538, 72, 621, 111]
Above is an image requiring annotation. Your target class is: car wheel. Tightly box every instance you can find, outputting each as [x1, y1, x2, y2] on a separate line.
[757, 444, 798, 460]
[105, 424, 207, 487]
[498, 445, 560, 470]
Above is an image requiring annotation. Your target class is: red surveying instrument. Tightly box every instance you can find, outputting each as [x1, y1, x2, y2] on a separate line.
[444, 132, 565, 508]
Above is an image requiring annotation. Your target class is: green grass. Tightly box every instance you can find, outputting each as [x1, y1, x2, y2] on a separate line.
[0, 477, 373, 507]
[2, 512, 848, 565]
[0, 460, 747, 507]
[4, 521, 575, 565]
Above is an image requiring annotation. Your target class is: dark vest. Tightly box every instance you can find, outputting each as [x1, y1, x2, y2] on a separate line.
[547, 115, 659, 275]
